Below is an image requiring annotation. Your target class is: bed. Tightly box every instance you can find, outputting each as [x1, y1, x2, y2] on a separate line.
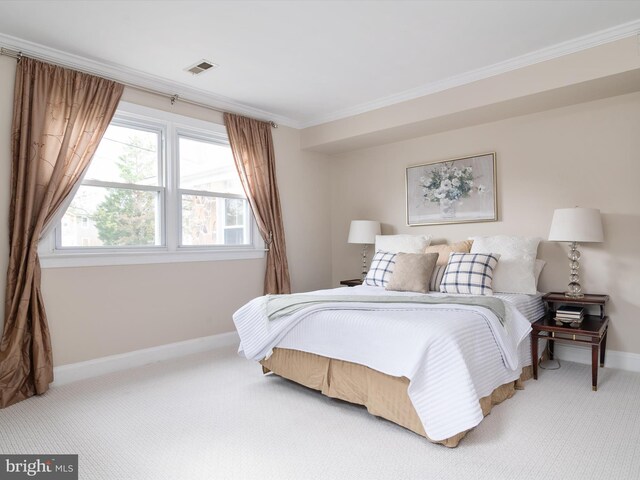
[235, 234, 546, 446]
[233, 285, 546, 447]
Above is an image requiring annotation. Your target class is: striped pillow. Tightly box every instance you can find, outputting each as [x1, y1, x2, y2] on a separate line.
[439, 253, 500, 295]
[429, 264, 447, 292]
[364, 251, 397, 287]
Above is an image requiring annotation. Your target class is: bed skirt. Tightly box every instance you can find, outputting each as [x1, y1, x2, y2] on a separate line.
[260, 347, 540, 448]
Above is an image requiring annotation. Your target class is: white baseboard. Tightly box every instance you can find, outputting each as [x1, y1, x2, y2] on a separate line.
[50, 332, 638, 386]
[554, 343, 640, 373]
[52, 331, 239, 386]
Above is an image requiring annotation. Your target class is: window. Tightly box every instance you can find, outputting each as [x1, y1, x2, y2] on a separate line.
[178, 135, 250, 247]
[41, 102, 263, 267]
[60, 122, 163, 248]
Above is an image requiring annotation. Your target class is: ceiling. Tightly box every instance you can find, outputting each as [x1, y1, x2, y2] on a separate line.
[1, 1, 640, 128]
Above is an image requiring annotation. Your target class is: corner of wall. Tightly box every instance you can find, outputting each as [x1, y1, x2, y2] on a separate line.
[272, 126, 334, 292]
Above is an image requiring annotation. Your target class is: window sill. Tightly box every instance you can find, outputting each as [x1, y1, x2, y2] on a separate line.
[39, 248, 267, 268]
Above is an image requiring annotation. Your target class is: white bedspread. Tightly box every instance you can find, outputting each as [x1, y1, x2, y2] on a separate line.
[233, 286, 533, 441]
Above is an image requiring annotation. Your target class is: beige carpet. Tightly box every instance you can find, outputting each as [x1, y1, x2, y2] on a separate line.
[1, 346, 639, 480]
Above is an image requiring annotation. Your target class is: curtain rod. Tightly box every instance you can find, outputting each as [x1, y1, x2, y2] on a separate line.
[0, 47, 278, 128]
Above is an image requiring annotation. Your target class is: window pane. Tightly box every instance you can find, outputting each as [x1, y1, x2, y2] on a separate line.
[224, 228, 244, 245]
[181, 195, 249, 246]
[179, 137, 243, 194]
[60, 186, 161, 247]
[225, 198, 245, 226]
[84, 124, 160, 185]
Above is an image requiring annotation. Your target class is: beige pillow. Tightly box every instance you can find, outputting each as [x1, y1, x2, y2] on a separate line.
[424, 240, 473, 266]
[386, 253, 438, 294]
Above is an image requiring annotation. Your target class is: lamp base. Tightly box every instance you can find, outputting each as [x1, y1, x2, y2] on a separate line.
[360, 245, 369, 281]
[564, 242, 584, 299]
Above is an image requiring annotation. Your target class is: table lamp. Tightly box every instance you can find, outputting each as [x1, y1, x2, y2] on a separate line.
[348, 220, 381, 280]
[548, 207, 604, 298]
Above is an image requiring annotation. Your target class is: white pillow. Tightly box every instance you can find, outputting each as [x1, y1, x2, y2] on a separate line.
[375, 234, 431, 254]
[470, 235, 541, 294]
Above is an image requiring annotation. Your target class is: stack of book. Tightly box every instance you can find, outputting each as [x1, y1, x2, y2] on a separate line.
[555, 305, 585, 325]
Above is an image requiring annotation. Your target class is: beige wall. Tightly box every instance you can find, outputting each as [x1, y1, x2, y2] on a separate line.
[330, 92, 640, 355]
[42, 260, 265, 364]
[271, 126, 333, 293]
[0, 62, 333, 366]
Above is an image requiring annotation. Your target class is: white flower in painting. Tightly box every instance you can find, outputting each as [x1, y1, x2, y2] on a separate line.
[477, 184, 487, 194]
[420, 161, 475, 205]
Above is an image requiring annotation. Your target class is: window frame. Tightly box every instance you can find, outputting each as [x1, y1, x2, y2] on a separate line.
[39, 102, 265, 268]
[54, 116, 166, 251]
[175, 129, 251, 249]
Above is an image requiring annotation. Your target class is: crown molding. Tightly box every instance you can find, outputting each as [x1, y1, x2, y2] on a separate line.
[0, 32, 300, 128]
[2, 17, 640, 132]
[299, 19, 640, 128]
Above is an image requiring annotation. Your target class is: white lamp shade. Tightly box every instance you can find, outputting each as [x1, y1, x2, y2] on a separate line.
[548, 207, 604, 243]
[348, 220, 381, 244]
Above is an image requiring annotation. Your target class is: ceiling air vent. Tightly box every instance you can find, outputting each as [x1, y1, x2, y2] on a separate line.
[185, 60, 218, 75]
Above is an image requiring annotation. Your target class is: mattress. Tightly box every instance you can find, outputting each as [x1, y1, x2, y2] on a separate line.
[494, 292, 545, 323]
[493, 292, 546, 367]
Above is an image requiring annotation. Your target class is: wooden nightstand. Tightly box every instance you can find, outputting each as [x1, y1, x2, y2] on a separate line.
[532, 292, 610, 391]
[340, 279, 363, 287]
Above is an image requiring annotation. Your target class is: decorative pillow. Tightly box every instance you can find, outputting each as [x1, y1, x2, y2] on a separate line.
[424, 240, 474, 266]
[429, 265, 447, 292]
[364, 251, 397, 287]
[375, 234, 431, 254]
[440, 253, 500, 295]
[470, 236, 541, 295]
[386, 253, 439, 294]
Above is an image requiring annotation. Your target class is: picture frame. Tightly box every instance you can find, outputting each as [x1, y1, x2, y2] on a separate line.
[406, 152, 497, 226]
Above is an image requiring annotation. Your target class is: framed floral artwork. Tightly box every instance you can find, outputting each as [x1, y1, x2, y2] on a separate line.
[406, 152, 497, 226]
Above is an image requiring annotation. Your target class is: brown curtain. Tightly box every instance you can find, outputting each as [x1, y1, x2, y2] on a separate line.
[224, 113, 291, 295]
[0, 58, 124, 408]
